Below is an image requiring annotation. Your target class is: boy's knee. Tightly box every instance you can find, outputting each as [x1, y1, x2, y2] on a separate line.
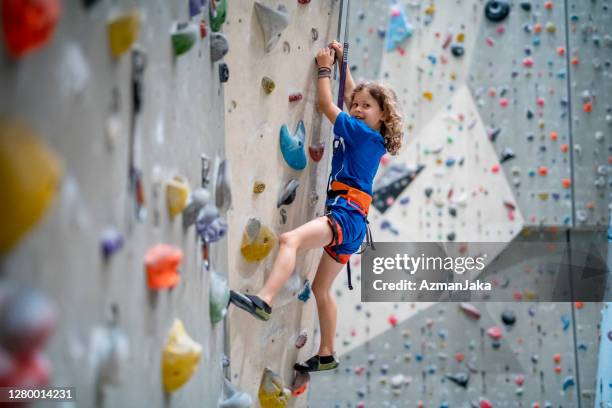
[312, 283, 329, 299]
[279, 231, 299, 248]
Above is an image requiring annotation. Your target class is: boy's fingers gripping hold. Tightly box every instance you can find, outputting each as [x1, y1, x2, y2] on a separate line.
[316, 47, 334, 69]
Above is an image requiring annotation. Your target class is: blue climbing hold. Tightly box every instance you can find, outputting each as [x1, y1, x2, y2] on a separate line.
[562, 376, 575, 391]
[298, 279, 311, 302]
[280, 121, 307, 170]
[561, 314, 571, 331]
[386, 4, 413, 52]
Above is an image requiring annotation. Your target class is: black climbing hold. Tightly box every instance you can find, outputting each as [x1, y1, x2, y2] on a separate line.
[519, 1, 532, 12]
[500, 147, 516, 163]
[449, 207, 457, 217]
[83, 0, 101, 7]
[484, 0, 510, 23]
[219, 63, 229, 82]
[451, 45, 464, 57]
[526, 109, 534, 120]
[487, 127, 501, 142]
[447, 232, 456, 241]
[501, 310, 516, 326]
[277, 179, 299, 208]
[445, 372, 469, 388]
[424, 187, 433, 198]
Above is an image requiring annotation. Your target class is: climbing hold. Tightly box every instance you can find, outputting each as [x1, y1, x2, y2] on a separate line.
[101, 228, 124, 260]
[182, 188, 210, 229]
[484, 1, 510, 23]
[501, 310, 516, 326]
[219, 62, 230, 82]
[423, 91, 433, 101]
[196, 205, 228, 243]
[561, 314, 571, 331]
[500, 148, 516, 163]
[210, 272, 230, 324]
[553, 353, 561, 364]
[254, 2, 290, 52]
[258, 367, 291, 408]
[166, 176, 191, 218]
[107, 11, 140, 58]
[291, 371, 310, 396]
[519, 1, 531, 11]
[162, 319, 202, 392]
[90, 306, 129, 387]
[261, 77, 276, 94]
[0, 287, 57, 359]
[295, 329, 307, 349]
[0, 119, 63, 254]
[189, 0, 203, 17]
[523, 57, 534, 68]
[297, 280, 311, 302]
[538, 166, 548, 176]
[280, 121, 307, 170]
[219, 377, 253, 408]
[210, 0, 227, 32]
[450, 45, 464, 57]
[277, 179, 299, 208]
[487, 326, 503, 340]
[386, 4, 413, 52]
[445, 372, 469, 388]
[210, 32, 229, 62]
[388, 314, 398, 327]
[240, 218, 276, 262]
[215, 159, 232, 212]
[562, 376, 575, 391]
[308, 142, 325, 162]
[546, 22, 556, 33]
[253, 182, 266, 194]
[288, 92, 303, 103]
[171, 22, 198, 56]
[145, 244, 182, 290]
[1, 0, 61, 59]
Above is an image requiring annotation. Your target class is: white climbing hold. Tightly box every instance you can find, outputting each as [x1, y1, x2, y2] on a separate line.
[254, 2, 290, 52]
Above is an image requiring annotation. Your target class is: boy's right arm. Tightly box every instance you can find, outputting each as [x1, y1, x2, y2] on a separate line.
[329, 41, 355, 109]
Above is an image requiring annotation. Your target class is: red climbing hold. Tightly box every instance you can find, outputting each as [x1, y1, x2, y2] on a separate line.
[515, 374, 525, 386]
[388, 315, 398, 328]
[575, 301, 584, 309]
[491, 164, 500, 173]
[487, 326, 503, 340]
[560, 143, 569, 153]
[308, 142, 325, 162]
[562, 178, 571, 189]
[200, 21, 207, 38]
[583, 102, 593, 113]
[538, 166, 548, 176]
[554, 365, 562, 374]
[571, 57, 580, 66]
[480, 398, 493, 408]
[534, 23, 542, 34]
[455, 352, 465, 362]
[499, 98, 509, 108]
[553, 353, 561, 364]
[537, 97, 545, 107]
[298, 0, 311, 4]
[289, 92, 303, 102]
[557, 46, 565, 56]
[549, 131, 558, 141]
[459, 303, 481, 319]
[544, 1, 553, 10]
[1, 0, 61, 59]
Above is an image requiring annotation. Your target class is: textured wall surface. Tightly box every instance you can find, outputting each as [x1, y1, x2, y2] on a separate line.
[1, 1, 227, 406]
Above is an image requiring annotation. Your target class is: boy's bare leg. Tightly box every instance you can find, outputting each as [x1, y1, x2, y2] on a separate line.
[257, 216, 333, 305]
[312, 251, 345, 356]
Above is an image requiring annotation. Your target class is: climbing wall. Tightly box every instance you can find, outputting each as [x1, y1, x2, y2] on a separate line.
[0, 0, 231, 406]
[222, 0, 343, 405]
[310, 0, 609, 406]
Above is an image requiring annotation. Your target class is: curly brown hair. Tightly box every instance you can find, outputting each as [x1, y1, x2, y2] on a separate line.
[349, 82, 403, 155]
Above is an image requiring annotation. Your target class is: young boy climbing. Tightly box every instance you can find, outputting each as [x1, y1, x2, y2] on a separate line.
[229, 40, 403, 372]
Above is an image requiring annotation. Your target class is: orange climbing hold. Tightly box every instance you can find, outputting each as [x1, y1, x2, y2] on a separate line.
[538, 166, 548, 176]
[544, 1, 553, 10]
[145, 244, 183, 290]
[553, 353, 561, 364]
[549, 131, 558, 141]
[1, 0, 61, 59]
[575, 301, 584, 309]
[561, 178, 571, 189]
[560, 143, 569, 153]
[534, 23, 542, 34]
[583, 102, 593, 113]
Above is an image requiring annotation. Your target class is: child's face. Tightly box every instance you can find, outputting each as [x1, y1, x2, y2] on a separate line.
[349, 90, 384, 131]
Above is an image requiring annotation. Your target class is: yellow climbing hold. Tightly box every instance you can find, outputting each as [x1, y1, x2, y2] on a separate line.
[258, 367, 291, 408]
[424, 4, 436, 15]
[240, 218, 276, 262]
[166, 176, 190, 218]
[162, 319, 202, 393]
[456, 33, 465, 43]
[0, 119, 63, 253]
[253, 181, 266, 194]
[423, 91, 433, 101]
[107, 11, 140, 58]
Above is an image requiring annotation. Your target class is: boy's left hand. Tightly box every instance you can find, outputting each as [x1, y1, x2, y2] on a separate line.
[316, 47, 335, 69]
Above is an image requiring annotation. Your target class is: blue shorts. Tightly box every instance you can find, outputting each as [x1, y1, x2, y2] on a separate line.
[324, 196, 367, 263]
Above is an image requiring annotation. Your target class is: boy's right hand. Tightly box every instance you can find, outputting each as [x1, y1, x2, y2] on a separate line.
[329, 40, 343, 61]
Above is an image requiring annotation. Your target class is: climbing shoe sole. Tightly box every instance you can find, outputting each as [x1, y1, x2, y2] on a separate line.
[294, 355, 339, 372]
[229, 290, 271, 321]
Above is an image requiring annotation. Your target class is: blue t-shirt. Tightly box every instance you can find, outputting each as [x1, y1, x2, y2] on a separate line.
[330, 111, 386, 195]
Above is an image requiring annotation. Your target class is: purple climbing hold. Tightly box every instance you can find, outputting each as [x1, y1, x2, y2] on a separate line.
[608, 330, 612, 341]
[101, 228, 124, 260]
[196, 205, 228, 243]
[189, 0, 204, 17]
[295, 329, 307, 348]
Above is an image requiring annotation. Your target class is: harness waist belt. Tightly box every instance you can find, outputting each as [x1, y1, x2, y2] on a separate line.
[327, 181, 372, 216]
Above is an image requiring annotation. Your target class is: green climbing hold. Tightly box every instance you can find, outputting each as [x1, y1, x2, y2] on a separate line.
[210, 0, 227, 32]
[171, 22, 198, 56]
[209, 271, 230, 324]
